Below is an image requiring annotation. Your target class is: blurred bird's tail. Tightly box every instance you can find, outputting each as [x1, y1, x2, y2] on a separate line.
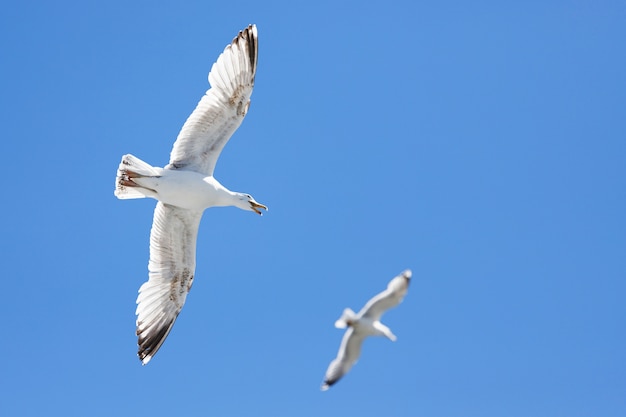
[114, 154, 160, 199]
[334, 308, 357, 328]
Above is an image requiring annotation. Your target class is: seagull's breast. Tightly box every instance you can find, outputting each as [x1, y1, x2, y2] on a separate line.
[136, 168, 229, 211]
[352, 317, 383, 337]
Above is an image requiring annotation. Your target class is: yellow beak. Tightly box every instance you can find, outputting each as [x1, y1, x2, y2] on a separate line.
[250, 201, 268, 215]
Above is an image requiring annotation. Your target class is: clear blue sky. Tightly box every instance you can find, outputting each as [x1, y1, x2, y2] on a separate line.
[1, 1, 624, 416]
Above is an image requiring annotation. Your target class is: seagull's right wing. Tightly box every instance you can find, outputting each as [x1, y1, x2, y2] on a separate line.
[321, 327, 366, 390]
[167, 25, 258, 176]
[358, 270, 411, 321]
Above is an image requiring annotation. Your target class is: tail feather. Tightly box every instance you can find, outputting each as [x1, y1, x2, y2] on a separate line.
[334, 308, 356, 329]
[114, 154, 160, 199]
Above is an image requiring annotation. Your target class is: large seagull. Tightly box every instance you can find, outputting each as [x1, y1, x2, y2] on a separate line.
[321, 270, 411, 390]
[114, 24, 266, 364]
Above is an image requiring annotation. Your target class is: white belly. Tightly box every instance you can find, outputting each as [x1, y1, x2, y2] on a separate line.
[134, 168, 229, 211]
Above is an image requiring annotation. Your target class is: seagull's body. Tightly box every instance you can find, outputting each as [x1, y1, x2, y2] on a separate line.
[114, 24, 266, 365]
[321, 270, 411, 390]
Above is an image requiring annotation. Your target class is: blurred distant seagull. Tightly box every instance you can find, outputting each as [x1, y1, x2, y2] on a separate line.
[114, 24, 266, 365]
[321, 270, 411, 390]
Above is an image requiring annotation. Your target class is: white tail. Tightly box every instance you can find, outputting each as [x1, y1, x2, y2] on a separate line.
[114, 154, 160, 199]
[334, 308, 357, 328]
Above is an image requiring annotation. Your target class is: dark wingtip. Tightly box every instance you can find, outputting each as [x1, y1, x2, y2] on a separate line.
[136, 317, 177, 365]
[231, 24, 258, 78]
[320, 380, 334, 391]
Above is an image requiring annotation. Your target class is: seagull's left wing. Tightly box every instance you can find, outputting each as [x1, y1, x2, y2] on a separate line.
[135, 203, 203, 364]
[321, 327, 366, 390]
[358, 270, 411, 321]
[167, 24, 258, 175]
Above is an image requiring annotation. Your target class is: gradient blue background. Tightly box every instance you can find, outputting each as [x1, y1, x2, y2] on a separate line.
[1, 1, 624, 416]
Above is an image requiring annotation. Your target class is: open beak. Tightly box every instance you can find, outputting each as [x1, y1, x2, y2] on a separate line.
[250, 201, 268, 215]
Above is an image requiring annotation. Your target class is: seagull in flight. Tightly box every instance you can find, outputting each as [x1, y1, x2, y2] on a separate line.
[114, 24, 266, 365]
[321, 270, 411, 390]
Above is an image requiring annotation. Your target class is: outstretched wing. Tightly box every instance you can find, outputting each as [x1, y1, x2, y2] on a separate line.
[321, 327, 366, 390]
[135, 202, 203, 364]
[167, 24, 258, 175]
[358, 270, 411, 321]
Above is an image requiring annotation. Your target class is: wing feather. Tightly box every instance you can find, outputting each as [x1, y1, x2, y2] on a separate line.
[135, 202, 203, 364]
[321, 327, 366, 390]
[167, 24, 258, 175]
[359, 270, 411, 321]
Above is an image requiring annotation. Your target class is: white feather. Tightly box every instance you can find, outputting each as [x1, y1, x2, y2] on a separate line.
[321, 270, 411, 390]
[114, 25, 265, 365]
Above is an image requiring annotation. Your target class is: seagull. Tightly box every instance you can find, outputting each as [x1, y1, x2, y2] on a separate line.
[113, 24, 266, 365]
[321, 269, 411, 390]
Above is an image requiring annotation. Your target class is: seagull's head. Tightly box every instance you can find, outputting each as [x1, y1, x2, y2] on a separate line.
[334, 308, 357, 329]
[335, 317, 355, 328]
[237, 193, 268, 215]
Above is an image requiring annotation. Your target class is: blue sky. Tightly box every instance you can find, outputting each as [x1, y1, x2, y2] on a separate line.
[1, 1, 624, 416]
